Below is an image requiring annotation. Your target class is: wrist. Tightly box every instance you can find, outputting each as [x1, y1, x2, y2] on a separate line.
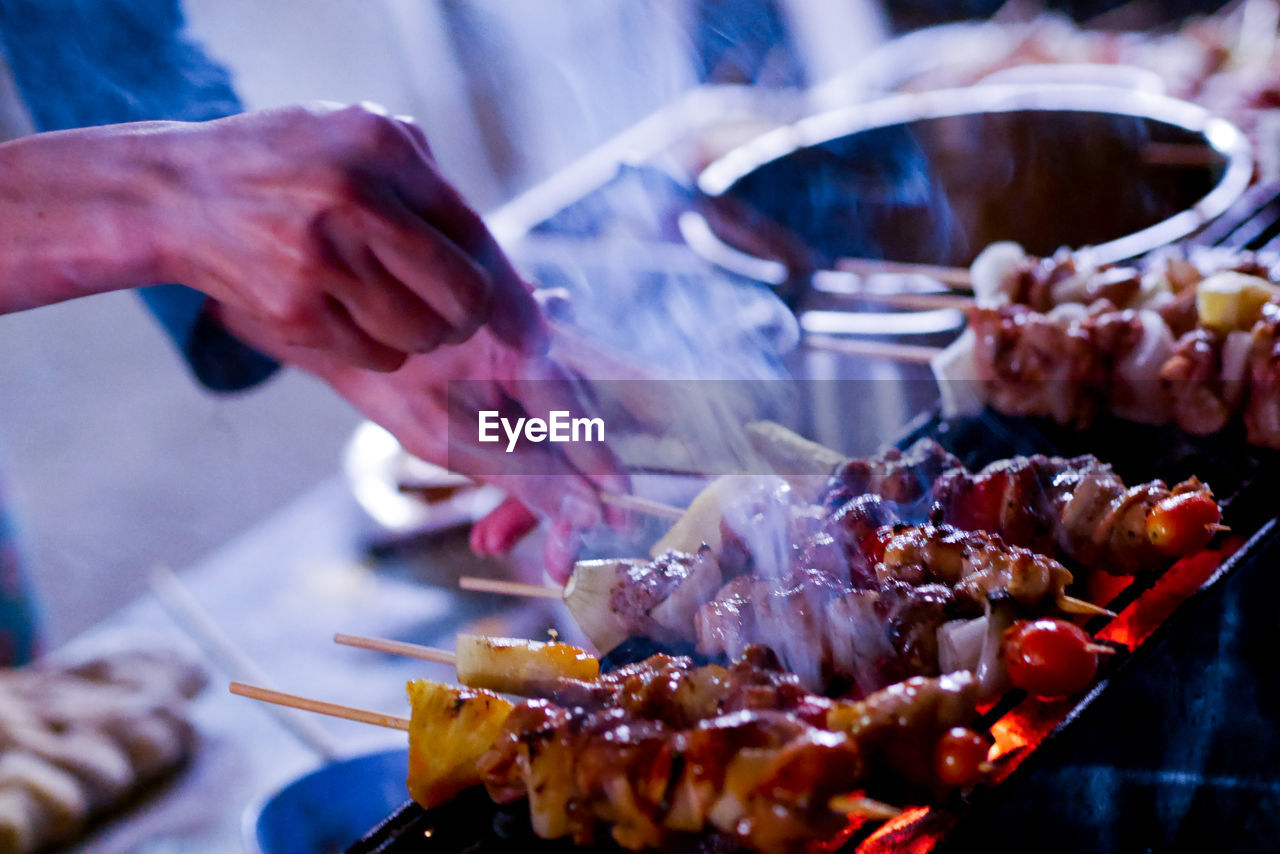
[0, 123, 183, 308]
[100, 123, 189, 287]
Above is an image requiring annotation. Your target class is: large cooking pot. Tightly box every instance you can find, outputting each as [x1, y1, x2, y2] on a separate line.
[682, 84, 1252, 295]
[680, 83, 1251, 454]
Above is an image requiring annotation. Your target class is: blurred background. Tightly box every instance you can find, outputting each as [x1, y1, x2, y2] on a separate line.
[0, 0, 1237, 645]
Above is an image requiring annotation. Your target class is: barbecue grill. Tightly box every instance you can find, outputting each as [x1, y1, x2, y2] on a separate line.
[346, 404, 1276, 853]
[344, 83, 1280, 852]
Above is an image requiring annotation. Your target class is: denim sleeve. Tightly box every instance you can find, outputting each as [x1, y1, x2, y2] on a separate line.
[138, 285, 280, 392]
[0, 0, 280, 392]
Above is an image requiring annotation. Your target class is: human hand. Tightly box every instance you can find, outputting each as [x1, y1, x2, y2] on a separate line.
[216, 303, 626, 581]
[142, 102, 545, 369]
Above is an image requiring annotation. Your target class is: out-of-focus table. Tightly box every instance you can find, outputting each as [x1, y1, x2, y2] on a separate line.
[60, 477, 570, 854]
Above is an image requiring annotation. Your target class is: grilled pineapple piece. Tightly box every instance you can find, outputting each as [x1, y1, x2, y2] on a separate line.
[1197, 271, 1280, 332]
[454, 635, 598, 694]
[405, 680, 513, 809]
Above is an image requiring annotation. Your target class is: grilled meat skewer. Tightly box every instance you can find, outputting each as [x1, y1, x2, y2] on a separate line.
[407, 653, 979, 853]
[953, 242, 1280, 448]
[745, 424, 1219, 574]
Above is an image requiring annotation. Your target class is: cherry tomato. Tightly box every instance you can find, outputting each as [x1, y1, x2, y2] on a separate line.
[1003, 618, 1099, 699]
[860, 527, 894, 566]
[934, 727, 990, 788]
[1147, 492, 1222, 556]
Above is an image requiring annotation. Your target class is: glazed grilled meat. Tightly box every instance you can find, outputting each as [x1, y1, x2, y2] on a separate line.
[824, 441, 961, 511]
[820, 439, 1213, 575]
[966, 249, 1280, 449]
[695, 525, 1077, 695]
[878, 525, 1072, 610]
[969, 304, 1107, 426]
[450, 658, 979, 853]
[1245, 303, 1280, 448]
[931, 452, 1216, 574]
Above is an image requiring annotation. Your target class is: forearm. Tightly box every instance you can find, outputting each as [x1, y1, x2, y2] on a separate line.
[0, 123, 175, 313]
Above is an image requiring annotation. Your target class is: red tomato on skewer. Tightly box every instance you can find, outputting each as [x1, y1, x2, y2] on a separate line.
[1003, 619, 1100, 699]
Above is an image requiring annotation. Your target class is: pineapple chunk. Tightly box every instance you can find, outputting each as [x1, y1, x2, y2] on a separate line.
[454, 635, 598, 694]
[1196, 271, 1280, 332]
[405, 680, 512, 809]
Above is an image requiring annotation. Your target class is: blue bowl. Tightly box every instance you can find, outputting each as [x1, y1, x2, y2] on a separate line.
[244, 748, 410, 854]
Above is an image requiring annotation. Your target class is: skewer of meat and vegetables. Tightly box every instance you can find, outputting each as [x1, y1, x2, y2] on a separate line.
[232, 419, 1227, 853]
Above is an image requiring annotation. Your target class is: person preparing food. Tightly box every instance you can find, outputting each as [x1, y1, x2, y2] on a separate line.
[0, 0, 624, 664]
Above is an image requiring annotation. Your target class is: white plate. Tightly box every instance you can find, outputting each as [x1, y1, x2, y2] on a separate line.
[342, 422, 503, 535]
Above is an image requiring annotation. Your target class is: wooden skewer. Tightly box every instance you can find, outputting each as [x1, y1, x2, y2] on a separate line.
[1056, 595, 1117, 619]
[804, 334, 944, 364]
[600, 492, 685, 521]
[821, 291, 974, 312]
[834, 258, 972, 289]
[334, 633, 457, 665]
[460, 579, 1115, 622]
[460, 576, 563, 599]
[1084, 643, 1118, 656]
[230, 681, 410, 731]
[827, 794, 904, 821]
[150, 566, 341, 761]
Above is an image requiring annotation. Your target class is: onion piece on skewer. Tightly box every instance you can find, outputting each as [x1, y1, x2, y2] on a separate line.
[1223, 329, 1253, 402]
[648, 477, 735, 557]
[931, 328, 984, 418]
[565, 550, 725, 654]
[969, 241, 1028, 307]
[562, 558, 646, 654]
[1111, 309, 1177, 425]
[974, 598, 1016, 700]
[937, 616, 987, 676]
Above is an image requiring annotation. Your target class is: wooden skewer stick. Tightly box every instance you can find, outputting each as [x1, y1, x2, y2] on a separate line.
[334, 633, 457, 665]
[804, 334, 944, 365]
[834, 258, 973, 289]
[821, 291, 974, 312]
[230, 682, 410, 731]
[600, 492, 685, 521]
[1084, 643, 1118, 656]
[150, 566, 341, 761]
[460, 576, 563, 599]
[1055, 595, 1117, 619]
[827, 794, 904, 821]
